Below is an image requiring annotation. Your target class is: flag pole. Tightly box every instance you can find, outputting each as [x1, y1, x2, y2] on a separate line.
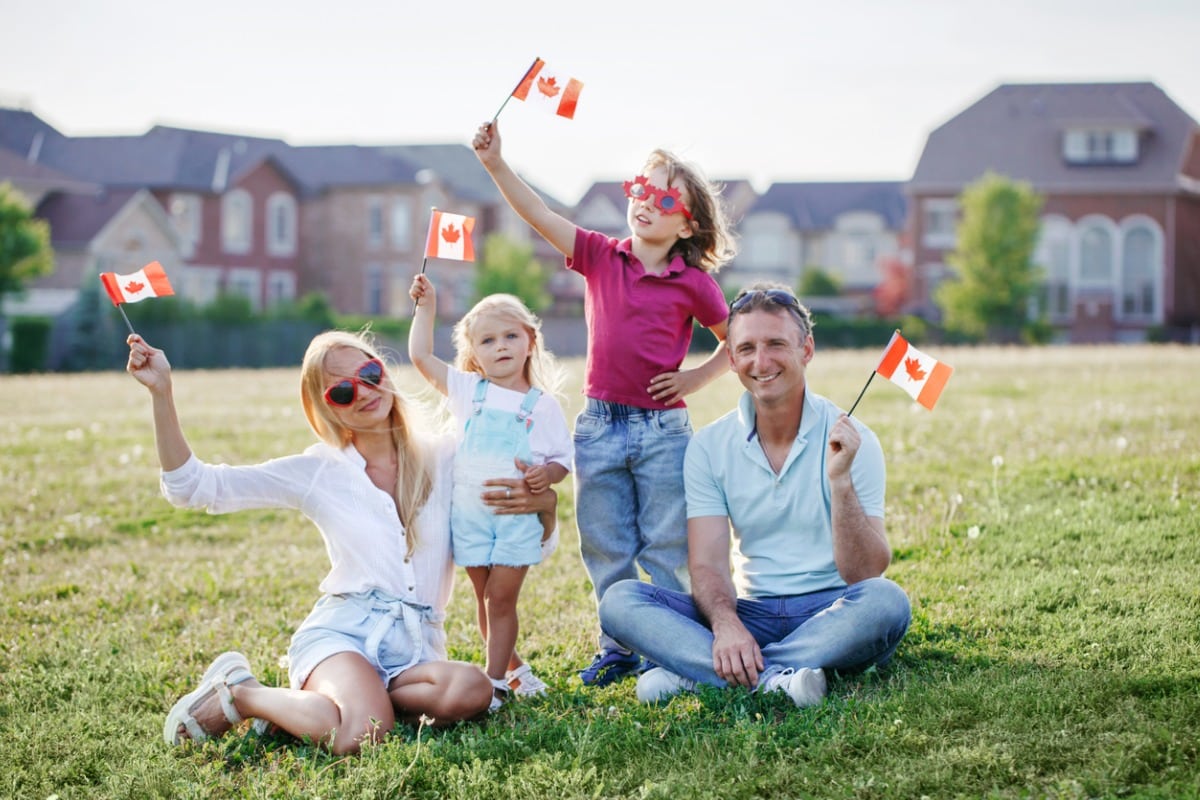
[845, 372, 875, 418]
[419, 207, 437, 276]
[491, 56, 540, 124]
[847, 328, 901, 418]
[116, 305, 136, 336]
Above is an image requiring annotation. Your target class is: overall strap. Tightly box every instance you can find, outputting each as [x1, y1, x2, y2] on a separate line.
[471, 377, 489, 416]
[517, 387, 543, 425]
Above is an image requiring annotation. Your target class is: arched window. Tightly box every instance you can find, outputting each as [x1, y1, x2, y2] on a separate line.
[1077, 221, 1114, 287]
[1120, 224, 1159, 320]
[1034, 217, 1072, 320]
[266, 193, 297, 256]
[221, 189, 253, 254]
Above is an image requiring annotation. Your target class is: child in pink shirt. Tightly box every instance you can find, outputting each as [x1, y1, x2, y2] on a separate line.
[473, 121, 736, 686]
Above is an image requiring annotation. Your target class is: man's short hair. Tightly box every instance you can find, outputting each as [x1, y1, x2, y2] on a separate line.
[728, 282, 814, 339]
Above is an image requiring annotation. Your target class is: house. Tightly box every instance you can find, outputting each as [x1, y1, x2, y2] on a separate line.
[727, 181, 907, 312]
[908, 82, 1200, 342]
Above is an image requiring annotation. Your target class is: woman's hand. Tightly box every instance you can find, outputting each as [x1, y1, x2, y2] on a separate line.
[126, 334, 172, 395]
[480, 459, 557, 517]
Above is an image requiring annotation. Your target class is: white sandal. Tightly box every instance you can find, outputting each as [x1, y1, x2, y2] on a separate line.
[487, 677, 511, 713]
[163, 651, 256, 745]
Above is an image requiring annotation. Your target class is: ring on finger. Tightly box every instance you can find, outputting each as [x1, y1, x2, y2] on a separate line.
[506, 488, 512, 498]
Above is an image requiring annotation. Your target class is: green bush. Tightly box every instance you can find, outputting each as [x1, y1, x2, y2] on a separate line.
[9, 316, 52, 373]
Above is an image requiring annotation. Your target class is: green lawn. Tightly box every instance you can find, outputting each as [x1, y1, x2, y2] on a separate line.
[2, 344, 1198, 799]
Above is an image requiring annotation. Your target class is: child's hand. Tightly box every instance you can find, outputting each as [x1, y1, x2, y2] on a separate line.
[126, 334, 172, 393]
[648, 368, 703, 406]
[409, 273, 436, 307]
[471, 121, 502, 169]
[524, 464, 550, 494]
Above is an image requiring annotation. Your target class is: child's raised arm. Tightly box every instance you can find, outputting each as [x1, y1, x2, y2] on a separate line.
[407, 274, 450, 395]
[472, 120, 576, 258]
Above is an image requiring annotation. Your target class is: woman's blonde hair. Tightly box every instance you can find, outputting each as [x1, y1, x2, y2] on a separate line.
[299, 330, 432, 556]
[642, 149, 738, 274]
[452, 294, 564, 397]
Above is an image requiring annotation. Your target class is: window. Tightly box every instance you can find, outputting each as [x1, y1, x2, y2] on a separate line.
[266, 271, 296, 307]
[168, 193, 202, 254]
[266, 193, 297, 256]
[367, 197, 384, 248]
[221, 190, 253, 253]
[1078, 222, 1114, 286]
[921, 199, 957, 249]
[391, 198, 413, 250]
[1034, 217, 1072, 320]
[1063, 128, 1139, 165]
[227, 268, 262, 310]
[1120, 225, 1158, 319]
[365, 263, 384, 315]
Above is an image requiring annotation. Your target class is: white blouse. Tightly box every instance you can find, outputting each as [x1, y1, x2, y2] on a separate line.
[159, 436, 457, 646]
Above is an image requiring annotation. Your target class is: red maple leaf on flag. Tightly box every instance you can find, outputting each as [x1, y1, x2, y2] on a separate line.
[537, 76, 561, 98]
[441, 223, 461, 244]
[124, 280, 145, 294]
[904, 357, 926, 381]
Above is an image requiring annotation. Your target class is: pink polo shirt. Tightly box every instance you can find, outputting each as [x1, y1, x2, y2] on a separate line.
[567, 227, 728, 410]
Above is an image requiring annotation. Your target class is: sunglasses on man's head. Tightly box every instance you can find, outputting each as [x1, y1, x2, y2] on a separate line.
[323, 358, 385, 407]
[730, 289, 802, 313]
[623, 175, 693, 220]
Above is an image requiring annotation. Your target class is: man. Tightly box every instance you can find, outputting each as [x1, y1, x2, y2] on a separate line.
[598, 284, 911, 707]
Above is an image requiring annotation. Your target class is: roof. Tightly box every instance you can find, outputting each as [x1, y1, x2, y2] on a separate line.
[0, 108, 65, 157]
[748, 181, 908, 230]
[36, 187, 142, 245]
[909, 82, 1200, 194]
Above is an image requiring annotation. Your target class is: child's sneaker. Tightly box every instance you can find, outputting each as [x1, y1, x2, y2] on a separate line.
[578, 649, 641, 686]
[505, 663, 548, 697]
[759, 667, 827, 708]
[635, 667, 695, 703]
[488, 677, 511, 713]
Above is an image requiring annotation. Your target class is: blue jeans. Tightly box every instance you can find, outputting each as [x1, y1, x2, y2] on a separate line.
[574, 399, 692, 651]
[598, 577, 912, 686]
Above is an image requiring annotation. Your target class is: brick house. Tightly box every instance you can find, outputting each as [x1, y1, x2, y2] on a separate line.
[726, 181, 907, 312]
[908, 82, 1200, 342]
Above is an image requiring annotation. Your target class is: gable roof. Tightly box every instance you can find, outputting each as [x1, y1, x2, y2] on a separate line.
[749, 181, 908, 230]
[36, 187, 142, 245]
[909, 82, 1200, 194]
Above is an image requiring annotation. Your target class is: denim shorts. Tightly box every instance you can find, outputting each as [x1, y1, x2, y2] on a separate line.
[286, 590, 437, 690]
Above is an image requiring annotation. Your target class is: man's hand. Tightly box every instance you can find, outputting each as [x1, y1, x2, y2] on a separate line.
[711, 618, 763, 687]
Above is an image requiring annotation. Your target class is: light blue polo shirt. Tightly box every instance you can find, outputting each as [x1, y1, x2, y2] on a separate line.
[684, 390, 886, 598]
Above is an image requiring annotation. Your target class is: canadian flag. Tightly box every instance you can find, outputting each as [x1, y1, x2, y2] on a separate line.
[511, 58, 583, 119]
[99, 261, 175, 306]
[875, 331, 953, 410]
[424, 209, 475, 262]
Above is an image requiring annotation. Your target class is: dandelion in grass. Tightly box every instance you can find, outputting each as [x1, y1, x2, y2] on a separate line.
[967, 525, 981, 539]
[990, 454, 1007, 519]
[1115, 436, 1128, 450]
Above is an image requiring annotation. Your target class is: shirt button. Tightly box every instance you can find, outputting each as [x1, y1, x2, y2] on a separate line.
[407, 585, 415, 592]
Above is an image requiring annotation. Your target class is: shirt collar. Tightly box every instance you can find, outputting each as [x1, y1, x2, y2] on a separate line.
[616, 237, 690, 277]
[736, 389, 818, 443]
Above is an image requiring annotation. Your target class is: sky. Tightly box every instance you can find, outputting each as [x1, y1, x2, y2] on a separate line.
[2, 0, 1198, 205]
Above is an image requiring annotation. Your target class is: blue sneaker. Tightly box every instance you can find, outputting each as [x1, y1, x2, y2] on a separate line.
[578, 649, 641, 686]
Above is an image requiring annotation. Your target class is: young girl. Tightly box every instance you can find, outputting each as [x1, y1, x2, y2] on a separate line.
[472, 121, 737, 686]
[408, 273, 573, 701]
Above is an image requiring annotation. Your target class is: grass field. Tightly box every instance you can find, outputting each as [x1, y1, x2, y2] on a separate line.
[2, 344, 1198, 799]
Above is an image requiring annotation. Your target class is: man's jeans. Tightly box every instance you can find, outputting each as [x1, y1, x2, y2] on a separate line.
[599, 577, 912, 686]
[574, 399, 692, 650]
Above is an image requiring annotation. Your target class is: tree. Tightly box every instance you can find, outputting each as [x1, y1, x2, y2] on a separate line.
[0, 183, 55, 369]
[798, 266, 841, 297]
[935, 172, 1044, 342]
[474, 234, 551, 313]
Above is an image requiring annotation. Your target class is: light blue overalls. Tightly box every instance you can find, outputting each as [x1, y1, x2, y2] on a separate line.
[450, 379, 544, 567]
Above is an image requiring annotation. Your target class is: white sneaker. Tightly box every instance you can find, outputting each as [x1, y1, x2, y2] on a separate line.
[760, 667, 827, 708]
[505, 663, 548, 697]
[635, 667, 695, 703]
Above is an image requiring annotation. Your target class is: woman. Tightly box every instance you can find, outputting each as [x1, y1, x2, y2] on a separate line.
[128, 330, 557, 755]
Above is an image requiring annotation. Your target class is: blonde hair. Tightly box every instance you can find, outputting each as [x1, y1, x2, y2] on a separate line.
[452, 294, 564, 397]
[300, 330, 432, 556]
[642, 149, 738, 273]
